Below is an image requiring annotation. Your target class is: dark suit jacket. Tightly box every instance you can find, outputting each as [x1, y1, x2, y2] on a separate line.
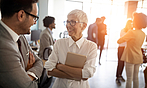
[87, 23, 98, 43]
[0, 23, 43, 88]
[97, 23, 107, 45]
[97, 23, 107, 39]
[38, 28, 54, 59]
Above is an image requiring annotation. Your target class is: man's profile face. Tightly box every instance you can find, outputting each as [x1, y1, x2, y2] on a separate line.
[51, 20, 56, 29]
[20, 3, 38, 34]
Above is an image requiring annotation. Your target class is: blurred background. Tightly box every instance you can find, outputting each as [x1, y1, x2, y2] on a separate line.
[1, 0, 147, 61]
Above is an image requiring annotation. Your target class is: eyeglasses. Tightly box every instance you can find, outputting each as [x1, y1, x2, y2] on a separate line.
[64, 20, 84, 26]
[24, 10, 39, 22]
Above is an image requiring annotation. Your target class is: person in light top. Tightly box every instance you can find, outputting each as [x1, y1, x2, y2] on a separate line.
[117, 12, 147, 88]
[44, 9, 97, 88]
[116, 19, 133, 85]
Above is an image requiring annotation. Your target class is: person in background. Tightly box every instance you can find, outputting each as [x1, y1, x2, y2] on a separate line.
[0, 0, 43, 87]
[44, 9, 97, 88]
[116, 19, 133, 86]
[87, 18, 100, 44]
[97, 16, 107, 65]
[117, 12, 147, 88]
[38, 16, 55, 59]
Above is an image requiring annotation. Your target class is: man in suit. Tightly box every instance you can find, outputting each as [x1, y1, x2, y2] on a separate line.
[38, 16, 55, 59]
[0, 0, 43, 87]
[97, 16, 107, 65]
[87, 18, 99, 44]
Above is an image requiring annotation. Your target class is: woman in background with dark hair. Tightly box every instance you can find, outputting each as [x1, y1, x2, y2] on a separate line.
[116, 19, 133, 85]
[117, 12, 147, 88]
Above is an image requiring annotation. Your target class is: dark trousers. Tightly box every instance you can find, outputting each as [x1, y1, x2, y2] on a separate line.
[98, 44, 104, 62]
[97, 40, 105, 62]
[144, 67, 147, 85]
[116, 46, 125, 77]
[38, 68, 53, 88]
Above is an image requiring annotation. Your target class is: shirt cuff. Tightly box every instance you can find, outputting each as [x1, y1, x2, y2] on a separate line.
[46, 69, 52, 78]
[27, 71, 38, 80]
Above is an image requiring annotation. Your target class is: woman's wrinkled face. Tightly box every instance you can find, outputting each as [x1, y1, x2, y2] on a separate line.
[66, 14, 83, 41]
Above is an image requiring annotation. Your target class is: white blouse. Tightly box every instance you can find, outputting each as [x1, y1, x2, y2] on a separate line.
[44, 36, 97, 88]
[119, 29, 127, 47]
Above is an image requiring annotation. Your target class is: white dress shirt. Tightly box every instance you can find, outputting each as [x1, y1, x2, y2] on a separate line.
[119, 29, 127, 47]
[47, 27, 53, 35]
[44, 36, 97, 88]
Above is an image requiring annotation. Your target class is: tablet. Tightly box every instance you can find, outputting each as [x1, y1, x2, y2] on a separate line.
[65, 52, 87, 68]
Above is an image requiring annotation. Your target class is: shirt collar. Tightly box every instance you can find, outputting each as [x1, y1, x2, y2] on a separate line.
[0, 20, 19, 42]
[69, 36, 84, 49]
[47, 27, 53, 35]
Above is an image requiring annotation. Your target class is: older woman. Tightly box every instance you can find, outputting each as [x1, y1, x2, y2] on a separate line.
[44, 9, 97, 88]
[117, 12, 147, 88]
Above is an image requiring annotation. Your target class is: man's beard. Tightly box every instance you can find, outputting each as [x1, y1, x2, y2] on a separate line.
[26, 29, 31, 34]
[52, 26, 55, 29]
[20, 28, 31, 35]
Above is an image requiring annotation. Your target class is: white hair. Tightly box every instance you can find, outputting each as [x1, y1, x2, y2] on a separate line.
[67, 9, 88, 24]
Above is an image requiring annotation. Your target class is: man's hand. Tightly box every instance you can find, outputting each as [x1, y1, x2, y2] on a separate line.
[26, 52, 35, 71]
[28, 74, 35, 81]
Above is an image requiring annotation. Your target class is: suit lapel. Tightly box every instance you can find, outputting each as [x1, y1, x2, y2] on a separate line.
[0, 23, 25, 69]
[19, 36, 30, 69]
[17, 49, 25, 68]
[46, 29, 54, 44]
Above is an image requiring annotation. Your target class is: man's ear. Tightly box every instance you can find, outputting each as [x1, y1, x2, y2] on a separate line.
[17, 10, 25, 22]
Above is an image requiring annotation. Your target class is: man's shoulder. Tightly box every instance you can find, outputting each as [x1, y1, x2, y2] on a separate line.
[40, 29, 50, 36]
[90, 23, 97, 26]
[0, 29, 13, 48]
[0, 37, 17, 54]
[42, 29, 49, 33]
[88, 23, 97, 29]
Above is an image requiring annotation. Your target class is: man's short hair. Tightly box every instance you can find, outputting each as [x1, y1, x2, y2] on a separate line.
[1, 0, 38, 18]
[67, 9, 88, 24]
[96, 18, 101, 22]
[43, 16, 55, 27]
[101, 16, 106, 20]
